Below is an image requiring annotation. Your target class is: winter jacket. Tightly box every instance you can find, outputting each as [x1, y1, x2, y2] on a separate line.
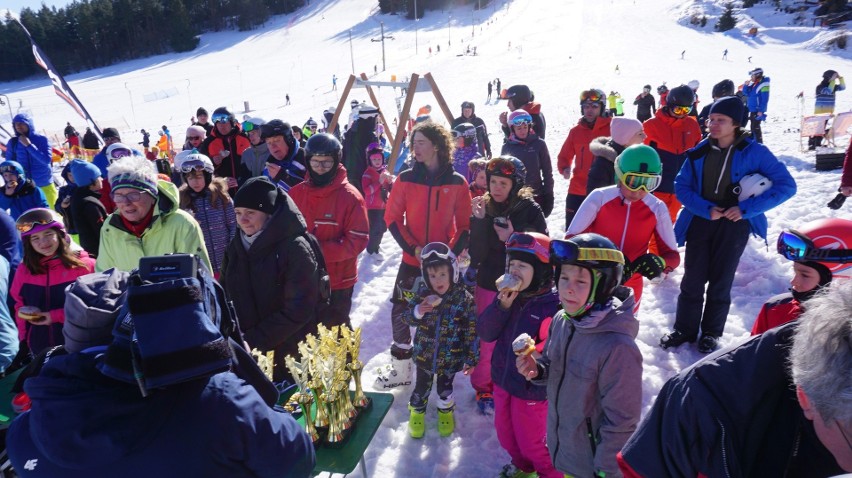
[750, 291, 802, 335]
[0, 209, 21, 273]
[586, 137, 625, 193]
[470, 197, 548, 291]
[7, 352, 315, 478]
[385, 162, 472, 267]
[674, 133, 796, 245]
[289, 165, 369, 290]
[362, 166, 391, 210]
[452, 113, 492, 158]
[69, 186, 107, 257]
[0, 256, 18, 371]
[11, 251, 95, 353]
[96, 181, 212, 273]
[92, 147, 110, 178]
[477, 291, 560, 400]
[633, 94, 656, 120]
[567, 185, 679, 270]
[814, 77, 846, 115]
[81, 130, 100, 150]
[743, 76, 770, 113]
[180, 184, 237, 274]
[501, 102, 547, 140]
[0, 178, 49, 220]
[451, 144, 481, 182]
[54, 164, 76, 234]
[199, 125, 251, 181]
[240, 142, 270, 182]
[535, 290, 642, 478]
[220, 190, 320, 382]
[643, 110, 702, 194]
[843, 137, 852, 189]
[618, 322, 845, 478]
[501, 132, 554, 198]
[402, 284, 478, 375]
[557, 117, 613, 196]
[263, 145, 307, 193]
[4, 113, 53, 187]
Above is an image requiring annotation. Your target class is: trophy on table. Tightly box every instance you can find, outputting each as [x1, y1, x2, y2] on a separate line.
[284, 355, 320, 444]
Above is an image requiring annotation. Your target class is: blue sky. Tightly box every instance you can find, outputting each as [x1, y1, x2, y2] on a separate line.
[4, 0, 75, 16]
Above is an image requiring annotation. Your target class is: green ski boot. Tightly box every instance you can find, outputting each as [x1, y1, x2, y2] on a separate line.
[409, 405, 426, 438]
[437, 407, 455, 437]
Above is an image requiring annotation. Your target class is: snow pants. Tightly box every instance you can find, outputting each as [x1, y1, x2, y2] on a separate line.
[470, 286, 497, 394]
[493, 385, 561, 478]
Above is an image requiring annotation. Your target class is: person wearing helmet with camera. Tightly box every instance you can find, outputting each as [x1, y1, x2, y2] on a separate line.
[516, 233, 642, 478]
[289, 133, 369, 329]
[452, 100, 492, 159]
[742, 67, 770, 143]
[661, 96, 795, 354]
[751, 218, 852, 335]
[501, 110, 555, 217]
[567, 145, 679, 311]
[557, 89, 613, 229]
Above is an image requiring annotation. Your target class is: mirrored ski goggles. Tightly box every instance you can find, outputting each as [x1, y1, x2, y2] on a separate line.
[179, 160, 213, 174]
[212, 114, 231, 124]
[505, 233, 549, 264]
[242, 121, 260, 132]
[421, 242, 453, 262]
[486, 160, 516, 176]
[16, 209, 59, 233]
[777, 230, 852, 263]
[550, 240, 625, 265]
[580, 89, 604, 103]
[671, 105, 692, 116]
[509, 116, 532, 127]
[109, 148, 134, 160]
[620, 172, 662, 192]
[0, 165, 18, 174]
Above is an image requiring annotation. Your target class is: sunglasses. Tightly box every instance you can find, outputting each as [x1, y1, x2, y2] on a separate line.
[421, 242, 453, 263]
[186, 136, 202, 141]
[671, 105, 692, 116]
[309, 158, 334, 169]
[550, 240, 625, 265]
[16, 209, 58, 233]
[111, 190, 145, 204]
[580, 90, 603, 102]
[505, 233, 549, 264]
[179, 160, 213, 174]
[212, 114, 231, 124]
[620, 172, 662, 192]
[777, 230, 852, 263]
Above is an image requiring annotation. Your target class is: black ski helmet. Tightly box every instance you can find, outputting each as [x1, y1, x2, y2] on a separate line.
[212, 106, 235, 124]
[551, 233, 625, 317]
[656, 84, 669, 95]
[453, 122, 478, 149]
[712, 79, 736, 99]
[823, 69, 838, 81]
[305, 133, 342, 163]
[260, 119, 296, 145]
[506, 85, 532, 108]
[461, 100, 475, 112]
[420, 242, 459, 289]
[485, 156, 526, 196]
[665, 84, 696, 108]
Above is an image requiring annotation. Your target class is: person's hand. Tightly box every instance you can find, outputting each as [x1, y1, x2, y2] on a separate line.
[462, 267, 477, 287]
[462, 364, 475, 376]
[841, 186, 852, 197]
[627, 253, 665, 280]
[414, 246, 422, 262]
[755, 112, 767, 122]
[4, 179, 17, 195]
[226, 177, 239, 189]
[561, 168, 571, 180]
[471, 195, 486, 219]
[516, 354, 538, 380]
[19, 136, 31, 147]
[723, 206, 742, 222]
[30, 313, 52, 326]
[61, 197, 71, 209]
[417, 300, 435, 315]
[191, 116, 196, 123]
[498, 288, 519, 309]
[494, 218, 515, 242]
[499, 111, 508, 126]
[710, 206, 725, 220]
[539, 193, 554, 217]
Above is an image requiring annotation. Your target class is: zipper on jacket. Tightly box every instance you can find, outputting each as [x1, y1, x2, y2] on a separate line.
[716, 418, 733, 478]
[424, 182, 433, 244]
[431, 309, 443, 370]
[619, 200, 631, 250]
[714, 145, 734, 195]
[551, 322, 576, 462]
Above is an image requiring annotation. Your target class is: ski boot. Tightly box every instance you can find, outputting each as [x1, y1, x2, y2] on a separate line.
[408, 405, 426, 438]
[476, 391, 495, 416]
[437, 406, 455, 437]
[497, 464, 539, 478]
[374, 356, 413, 390]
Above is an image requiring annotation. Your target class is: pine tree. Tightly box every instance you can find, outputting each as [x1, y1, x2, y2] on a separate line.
[716, 3, 737, 32]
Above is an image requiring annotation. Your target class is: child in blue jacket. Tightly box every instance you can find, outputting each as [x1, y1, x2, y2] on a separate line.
[0, 161, 49, 220]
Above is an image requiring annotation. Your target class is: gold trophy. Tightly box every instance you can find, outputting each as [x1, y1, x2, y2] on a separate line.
[319, 358, 346, 445]
[346, 328, 371, 410]
[284, 356, 320, 444]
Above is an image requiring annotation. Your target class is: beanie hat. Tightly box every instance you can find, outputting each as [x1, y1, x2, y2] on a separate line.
[234, 176, 279, 215]
[108, 156, 159, 198]
[610, 117, 644, 146]
[186, 125, 205, 138]
[63, 268, 130, 353]
[709, 96, 745, 125]
[196, 107, 209, 117]
[102, 127, 121, 140]
[69, 159, 101, 187]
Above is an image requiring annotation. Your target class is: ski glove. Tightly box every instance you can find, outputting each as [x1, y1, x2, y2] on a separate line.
[539, 193, 554, 217]
[462, 267, 478, 288]
[828, 193, 847, 210]
[625, 253, 666, 280]
[754, 112, 767, 122]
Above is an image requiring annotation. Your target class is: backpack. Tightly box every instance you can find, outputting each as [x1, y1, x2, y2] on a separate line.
[301, 232, 332, 305]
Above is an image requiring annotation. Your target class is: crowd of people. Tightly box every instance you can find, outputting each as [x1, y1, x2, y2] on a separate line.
[0, 69, 850, 477]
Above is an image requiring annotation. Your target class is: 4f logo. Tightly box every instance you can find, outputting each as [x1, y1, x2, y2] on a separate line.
[24, 459, 38, 470]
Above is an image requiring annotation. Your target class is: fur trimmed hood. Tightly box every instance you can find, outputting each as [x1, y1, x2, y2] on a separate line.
[589, 137, 621, 163]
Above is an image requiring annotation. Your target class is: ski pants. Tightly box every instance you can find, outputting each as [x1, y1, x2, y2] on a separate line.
[366, 209, 387, 254]
[410, 367, 455, 411]
[470, 286, 498, 394]
[493, 385, 561, 478]
[674, 216, 750, 338]
[390, 262, 421, 357]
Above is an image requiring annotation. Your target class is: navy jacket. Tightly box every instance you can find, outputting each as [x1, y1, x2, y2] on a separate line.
[7, 352, 315, 477]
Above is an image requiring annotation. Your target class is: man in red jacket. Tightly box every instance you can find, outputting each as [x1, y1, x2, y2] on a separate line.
[557, 89, 613, 230]
[289, 134, 369, 330]
[199, 107, 250, 195]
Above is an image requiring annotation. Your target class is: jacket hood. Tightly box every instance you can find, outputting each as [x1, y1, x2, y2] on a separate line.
[12, 113, 35, 137]
[154, 180, 180, 217]
[23, 352, 178, 468]
[249, 189, 308, 251]
[573, 286, 639, 338]
[521, 102, 542, 115]
[589, 137, 620, 162]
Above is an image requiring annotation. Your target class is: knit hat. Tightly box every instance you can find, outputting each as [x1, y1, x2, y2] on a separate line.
[69, 159, 101, 187]
[234, 176, 279, 215]
[709, 96, 745, 125]
[196, 107, 209, 117]
[610, 117, 644, 146]
[186, 125, 205, 138]
[63, 268, 130, 353]
[108, 156, 159, 198]
[102, 127, 120, 140]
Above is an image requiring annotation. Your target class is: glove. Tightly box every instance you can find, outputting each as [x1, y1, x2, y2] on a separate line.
[462, 267, 478, 288]
[754, 112, 766, 122]
[828, 193, 847, 210]
[626, 253, 665, 280]
[539, 193, 554, 217]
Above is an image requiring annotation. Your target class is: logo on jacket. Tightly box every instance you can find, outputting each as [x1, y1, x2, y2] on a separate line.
[324, 213, 333, 218]
[24, 459, 38, 471]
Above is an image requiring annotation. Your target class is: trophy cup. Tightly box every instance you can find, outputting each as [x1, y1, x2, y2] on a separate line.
[346, 328, 371, 410]
[284, 356, 320, 445]
[319, 358, 346, 446]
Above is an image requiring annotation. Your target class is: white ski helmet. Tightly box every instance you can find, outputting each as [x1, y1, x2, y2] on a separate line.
[688, 79, 700, 90]
[737, 173, 773, 201]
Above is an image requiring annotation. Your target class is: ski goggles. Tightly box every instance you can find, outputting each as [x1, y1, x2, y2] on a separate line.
[505, 233, 549, 264]
[16, 208, 60, 234]
[212, 113, 231, 124]
[509, 116, 532, 127]
[620, 172, 662, 192]
[550, 239, 625, 265]
[0, 164, 18, 174]
[241, 121, 260, 133]
[777, 230, 852, 263]
[108, 148, 134, 160]
[580, 89, 604, 103]
[421, 242, 453, 263]
[179, 159, 213, 174]
[671, 105, 692, 116]
[486, 160, 516, 176]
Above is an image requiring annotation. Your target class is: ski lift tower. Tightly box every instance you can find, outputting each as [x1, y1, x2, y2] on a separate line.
[326, 72, 455, 172]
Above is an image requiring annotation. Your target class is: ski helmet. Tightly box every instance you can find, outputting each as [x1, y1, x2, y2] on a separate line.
[485, 156, 526, 195]
[453, 123, 478, 149]
[421, 242, 459, 288]
[551, 233, 625, 316]
[174, 149, 214, 178]
[657, 84, 669, 95]
[665, 84, 696, 110]
[749, 67, 764, 78]
[261, 119, 295, 144]
[615, 145, 662, 192]
[506, 232, 553, 293]
[777, 218, 852, 283]
[365, 142, 385, 163]
[735, 173, 772, 202]
[507, 110, 533, 127]
[688, 79, 700, 90]
[16, 207, 66, 239]
[461, 100, 475, 111]
[823, 69, 838, 81]
[712, 79, 736, 99]
[580, 88, 607, 111]
[305, 133, 342, 162]
[506, 85, 532, 107]
[211, 107, 235, 124]
[643, 84, 652, 91]
[106, 143, 138, 163]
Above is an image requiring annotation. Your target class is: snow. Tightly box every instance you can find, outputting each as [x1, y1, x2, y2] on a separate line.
[2, 0, 852, 475]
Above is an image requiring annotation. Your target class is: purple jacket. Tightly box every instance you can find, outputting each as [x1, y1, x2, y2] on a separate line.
[477, 291, 559, 400]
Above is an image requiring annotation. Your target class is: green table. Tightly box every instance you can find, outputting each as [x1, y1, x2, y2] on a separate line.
[300, 391, 393, 477]
[0, 369, 22, 430]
